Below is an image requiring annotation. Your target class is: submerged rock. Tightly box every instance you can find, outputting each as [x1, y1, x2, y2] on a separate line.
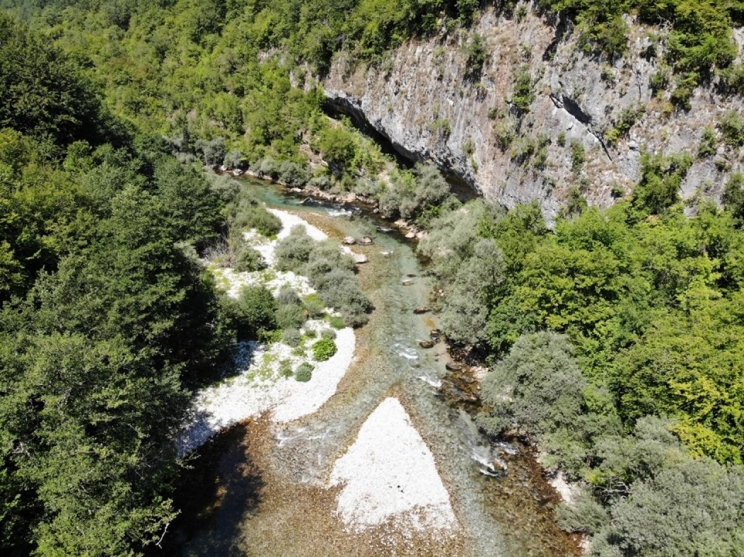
[445, 361, 463, 372]
[413, 307, 430, 314]
[419, 340, 435, 349]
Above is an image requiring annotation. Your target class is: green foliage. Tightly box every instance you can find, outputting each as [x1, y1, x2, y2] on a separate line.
[328, 315, 346, 329]
[605, 105, 644, 146]
[312, 337, 337, 361]
[570, 140, 585, 172]
[234, 246, 266, 272]
[592, 457, 744, 556]
[378, 163, 456, 225]
[281, 327, 302, 347]
[295, 362, 314, 382]
[697, 126, 718, 158]
[723, 173, 744, 224]
[511, 66, 534, 115]
[479, 332, 587, 440]
[228, 193, 282, 238]
[0, 14, 117, 154]
[320, 328, 337, 340]
[428, 118, 451, 138]
[235, 285, 278, 339]
[275, 229, 370, 326]
[720, 109, 744, 147]
[464, 33, 488, 78]
[631, 151, 692, 216]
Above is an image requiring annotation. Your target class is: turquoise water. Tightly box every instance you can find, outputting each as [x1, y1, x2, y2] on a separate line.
[172, 178, 578, 557]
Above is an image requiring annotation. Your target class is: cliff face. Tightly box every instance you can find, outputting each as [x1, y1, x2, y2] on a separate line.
[321, 5, 744, 221]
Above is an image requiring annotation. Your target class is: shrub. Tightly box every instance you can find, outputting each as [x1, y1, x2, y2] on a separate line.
[274, 226, 315, 271]
[312, 337, 337, 361]
[281, 328, 302, 347]
[236, 285, 277, 339]
[320, 328, 336, 340]
[277, 287, 301, 306]
[570, 141, 586, 172]
[698, 126, 718, 158]
[720, 110, 744, 147]
[278, 160, 310, 187]
[478, 332, 586, 440]
[464, 33, 488, 77]
[229, 194, 282, 237]
[303, 293, 326, 318]
[295, 362, 314, 382]
[328, 315, 345, 329]
[279, 359, 293, 378]
[275, 303, 306, 330]
[234, 246, 265, 272]
[304, 329, 317, 339]
[512, 67, 534, 115]
[223, 150, 243, 169]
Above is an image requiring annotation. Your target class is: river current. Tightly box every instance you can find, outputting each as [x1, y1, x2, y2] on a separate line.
[164, 180, 580, 557]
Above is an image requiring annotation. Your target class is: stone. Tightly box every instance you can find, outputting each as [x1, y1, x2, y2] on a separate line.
[353, 253, 368, 264]
[405, 231, 416, 239]
[343, 236, 356, 245]
[419, 340, 435, 349]
[413, 307, 429, 314]
[445, 361, 463, 372]
[360, 236, 374, 245]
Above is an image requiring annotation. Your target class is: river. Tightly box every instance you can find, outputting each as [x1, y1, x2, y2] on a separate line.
[162, 179, 580, 557]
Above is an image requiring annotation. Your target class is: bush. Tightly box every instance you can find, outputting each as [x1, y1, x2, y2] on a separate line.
[570, 141, 586, 172]
[328, 315, 345, 329]
[698, 126, 718, 158]
[512, 66, 534, 115]
[277, 287, 301, 306]
[274, 226, 315, 271]
[295, 362, 314, 382]
[312, 337, 337, 361]
[720, 110, 744, 147]
[236, 285, 277, 339]
[275, 303, 306, 330]
[478, 332, 586, 440]
[229, 194, 282, 237]
[234, 246, 265, 272]
[279, 358, 293, 378]
[281, 328, 302, 347]
[464, 33, 488, 78]
[320, 328, 336, 340]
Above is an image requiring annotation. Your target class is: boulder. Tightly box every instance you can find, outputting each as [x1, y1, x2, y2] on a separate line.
[360, 236, 374, 245]
[343, 236, 356, 245]
[353, 253, 368, 264]
[419, 340, 435, 349]
[445, 361, 463, 372]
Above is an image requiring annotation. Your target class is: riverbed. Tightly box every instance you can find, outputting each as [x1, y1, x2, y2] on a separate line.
[162, 180, 580, 557]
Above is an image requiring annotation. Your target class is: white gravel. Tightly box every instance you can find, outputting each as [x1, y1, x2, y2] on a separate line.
[271, 208, 328, 242]
[177, 209, 354, 456]
[329, 397, 458, 532]
[177, 325, 356, 456]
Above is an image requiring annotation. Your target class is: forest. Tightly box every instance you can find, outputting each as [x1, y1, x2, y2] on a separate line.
[2, 0, 744, 555]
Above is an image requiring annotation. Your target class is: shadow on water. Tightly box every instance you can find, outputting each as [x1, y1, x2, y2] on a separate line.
[162, 421, 264, 557]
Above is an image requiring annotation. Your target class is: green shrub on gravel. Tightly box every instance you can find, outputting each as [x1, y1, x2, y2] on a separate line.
[295, 362, 314, 382]
[312, 338, 337, 361]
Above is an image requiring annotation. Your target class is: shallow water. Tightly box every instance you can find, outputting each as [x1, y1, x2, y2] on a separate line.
[165, 180, 580, 557]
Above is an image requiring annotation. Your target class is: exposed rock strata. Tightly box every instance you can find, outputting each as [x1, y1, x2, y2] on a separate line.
[321, 6, 744, 222]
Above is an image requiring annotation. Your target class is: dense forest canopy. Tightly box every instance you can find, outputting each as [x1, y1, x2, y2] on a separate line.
[2, 0, 744, 556]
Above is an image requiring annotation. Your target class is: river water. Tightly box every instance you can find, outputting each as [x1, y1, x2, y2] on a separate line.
[164, 180, 580, 557]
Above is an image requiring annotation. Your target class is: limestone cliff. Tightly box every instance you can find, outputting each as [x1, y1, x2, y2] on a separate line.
[320, 5, 744, 221]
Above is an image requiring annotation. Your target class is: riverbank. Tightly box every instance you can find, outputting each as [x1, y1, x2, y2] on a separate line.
[168, 187, 581, 557]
